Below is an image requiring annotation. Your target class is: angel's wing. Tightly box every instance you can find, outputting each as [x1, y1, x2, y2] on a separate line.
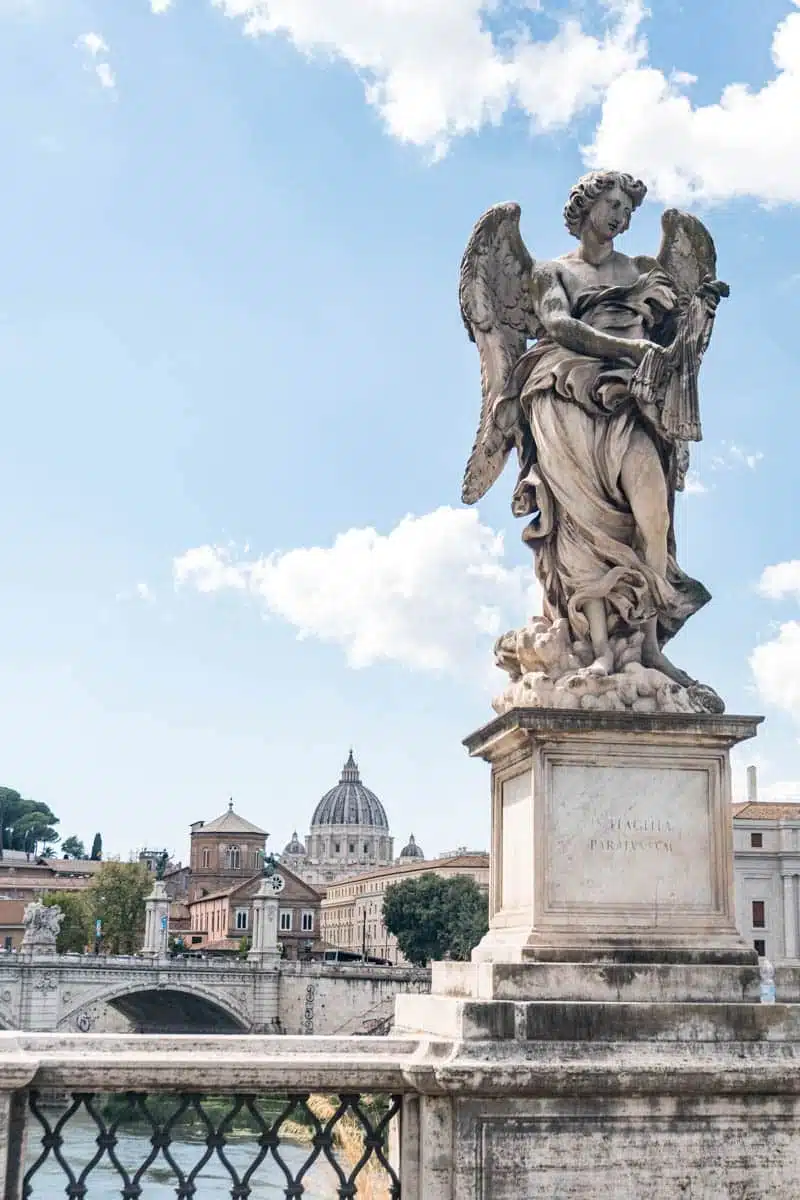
[656, 208, 719, 296]
[459, 202, 537, 505]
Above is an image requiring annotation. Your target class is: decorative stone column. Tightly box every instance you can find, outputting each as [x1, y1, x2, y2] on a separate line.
[248, 877, 281, 1032]
[141, 881, 170, 959]
[248, 879, 280, 967]
[784, 875, 798, 960]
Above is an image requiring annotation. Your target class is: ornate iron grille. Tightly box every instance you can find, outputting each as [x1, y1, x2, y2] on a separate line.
[23, 1090, 402, 1198]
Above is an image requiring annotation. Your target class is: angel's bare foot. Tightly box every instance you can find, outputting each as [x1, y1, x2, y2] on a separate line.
[586, 649, 615, 677]
[641, 644, 694, 688]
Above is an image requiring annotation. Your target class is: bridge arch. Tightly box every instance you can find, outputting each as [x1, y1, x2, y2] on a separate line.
[58, 981, 251, 1035]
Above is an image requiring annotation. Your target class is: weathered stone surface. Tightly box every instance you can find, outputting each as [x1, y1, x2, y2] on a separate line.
[20, 901, 62, 958]
[493, 619, 724, 715]
[467, 708, 758, 964]
[430, 960, 763, 1003]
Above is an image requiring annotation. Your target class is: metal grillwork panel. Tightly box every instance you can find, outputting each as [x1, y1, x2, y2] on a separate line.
[23, 1090, 402, 1199]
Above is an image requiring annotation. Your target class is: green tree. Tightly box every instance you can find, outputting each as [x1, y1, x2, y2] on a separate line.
[383, 874, 489, 967]
[90, 833, 103, 861]
[0, 789, 60, 858]
[88, 861, 151, 954]
[61, 836, 86, 860]
[41, 892, 92, 954]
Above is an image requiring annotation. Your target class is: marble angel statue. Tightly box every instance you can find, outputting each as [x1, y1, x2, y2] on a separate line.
[460, 170, 729, 715]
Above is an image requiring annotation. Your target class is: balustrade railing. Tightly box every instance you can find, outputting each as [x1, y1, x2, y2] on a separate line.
[0, 1034, 420, 1200]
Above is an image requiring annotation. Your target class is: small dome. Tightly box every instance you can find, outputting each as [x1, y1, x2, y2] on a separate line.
[310, 751, 389, 830]
[283, 831, 305, 857]
[400, 834, 424, 859]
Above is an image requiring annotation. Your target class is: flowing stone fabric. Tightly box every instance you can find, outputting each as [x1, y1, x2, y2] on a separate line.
[494, 269, 710, 648]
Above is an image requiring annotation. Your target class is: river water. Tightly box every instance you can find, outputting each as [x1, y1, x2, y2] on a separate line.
[25, 1109, 344, 1198]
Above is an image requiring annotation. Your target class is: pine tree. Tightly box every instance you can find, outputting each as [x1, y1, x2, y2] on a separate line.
[90, 832, 103, 860]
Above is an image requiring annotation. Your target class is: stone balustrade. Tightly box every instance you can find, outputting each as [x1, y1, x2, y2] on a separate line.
[0, 1032, 420, 1198]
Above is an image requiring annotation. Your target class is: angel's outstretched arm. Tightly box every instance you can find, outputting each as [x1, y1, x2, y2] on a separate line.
[533, 265, 654, 365]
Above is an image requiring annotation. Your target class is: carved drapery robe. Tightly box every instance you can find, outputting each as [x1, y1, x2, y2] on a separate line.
[493, 269, 709, 647]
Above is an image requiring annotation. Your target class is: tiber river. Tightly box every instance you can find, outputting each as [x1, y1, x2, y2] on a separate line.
[26, 1108, 345, 1198]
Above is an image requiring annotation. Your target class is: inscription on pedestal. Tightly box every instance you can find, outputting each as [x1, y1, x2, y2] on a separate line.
[547, 764, 713, 912]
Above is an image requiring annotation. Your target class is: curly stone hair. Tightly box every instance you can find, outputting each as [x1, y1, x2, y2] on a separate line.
[563, 170, 647, 238]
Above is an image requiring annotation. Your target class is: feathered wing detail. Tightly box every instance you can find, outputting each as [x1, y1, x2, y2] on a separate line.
[631, 208, 730, 488]
[459, 202, 538, 505]
[656, 208, 720, 297]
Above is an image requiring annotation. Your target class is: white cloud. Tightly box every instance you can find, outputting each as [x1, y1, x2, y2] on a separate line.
[683, 472, 708, 496]
[75, 31, 116, 92]
[758, 561, 800, 602]
[751, 557, 800, 719]
[710, 442, 764, 473]
[95, 62, 116, 90]
[151, 0, 173, 11]
[76, 32, 108, 58]
[135, 582, 156, 603]
[208, 0, 645, 153]
[586, 2, 800, 204]
[173, 506, 538, 673]
[751, 620, 800, 719]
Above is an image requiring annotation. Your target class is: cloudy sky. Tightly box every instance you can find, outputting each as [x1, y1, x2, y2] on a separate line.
[1, 0, 799, 862]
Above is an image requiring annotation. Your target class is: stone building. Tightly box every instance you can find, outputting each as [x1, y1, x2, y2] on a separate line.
[0, 853, 102, 951]
[733, 766, 800, 961]
[281, 752, 395, 887]
[186, 863, 323, 960]
[321, 852, 490, 964]
[188, 802, 268, 902]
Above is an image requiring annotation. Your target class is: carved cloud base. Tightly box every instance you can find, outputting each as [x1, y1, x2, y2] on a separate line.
[463, 707, 760, 965]
[493, 617, 724, 717]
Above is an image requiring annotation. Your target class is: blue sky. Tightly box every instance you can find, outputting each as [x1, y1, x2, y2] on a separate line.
[1, 0, 799, 863]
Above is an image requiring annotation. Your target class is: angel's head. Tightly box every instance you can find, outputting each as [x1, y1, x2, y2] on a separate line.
[564, 171, 647, 242]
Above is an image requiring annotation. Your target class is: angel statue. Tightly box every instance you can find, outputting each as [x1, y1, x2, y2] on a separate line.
[21, 899, 63, 953]
[460, 170, 729, 716]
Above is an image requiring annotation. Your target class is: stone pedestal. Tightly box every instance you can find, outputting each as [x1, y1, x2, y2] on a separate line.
[141, 881, 170, 960]
[391, 707, 797, 1198]
[468, 708, 759, 966]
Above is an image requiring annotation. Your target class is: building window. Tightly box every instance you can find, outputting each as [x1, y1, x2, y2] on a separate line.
[363, 843, 369, 854]
[750, 832, 763, 848]
[335, 842, 340, 853]
[752, 900, 766, 929]
[202, 848, 211, 868]
[226, 847, 241, 870]
[349, 843, 355, 854]
[251, 850, 262, 869]
[280, 910, 292, 932]
[235, 908, 248, 931]
[301, 911, 314, 932]
[754, 939, 766, 957]
[3, 936, 11, 951]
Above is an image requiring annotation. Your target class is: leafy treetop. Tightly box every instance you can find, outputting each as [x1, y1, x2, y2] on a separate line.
[383, 873, 489, 967]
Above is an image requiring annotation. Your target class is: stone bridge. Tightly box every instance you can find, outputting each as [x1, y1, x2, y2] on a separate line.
[0, 955, 430, 1036]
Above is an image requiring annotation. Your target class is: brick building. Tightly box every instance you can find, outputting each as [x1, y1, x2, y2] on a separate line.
[188, 802, 268, 902]
[186, 863, 323, 959]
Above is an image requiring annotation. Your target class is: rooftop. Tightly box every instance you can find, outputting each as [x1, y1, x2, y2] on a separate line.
[195, 801, 268, 838]
[734, 801, 800, 821]
[323, 853, 490, 892]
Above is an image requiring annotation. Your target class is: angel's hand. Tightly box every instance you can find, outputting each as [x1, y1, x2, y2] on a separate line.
[626, 339, 664, 366]
[697, 276, 730, 314]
